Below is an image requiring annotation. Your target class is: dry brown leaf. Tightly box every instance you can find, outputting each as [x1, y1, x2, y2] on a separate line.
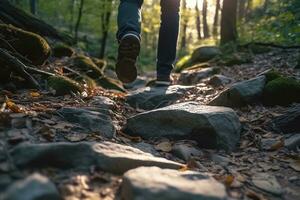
[30, 92, 41, 98]
[269, 139, 284, 151]
[6, 99, 24, 113]
[224, 175, 235, 187]
[154, 141, 172, 152]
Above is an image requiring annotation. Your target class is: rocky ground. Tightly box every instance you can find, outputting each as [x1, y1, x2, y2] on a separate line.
[0, 47, 300, 200]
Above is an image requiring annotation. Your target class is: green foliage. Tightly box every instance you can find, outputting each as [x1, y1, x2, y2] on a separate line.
[263, 77, 300, 106]
[48, 75, 83, 96]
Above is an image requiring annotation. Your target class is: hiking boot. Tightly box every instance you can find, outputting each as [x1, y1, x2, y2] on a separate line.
[116, 34, 140, 84]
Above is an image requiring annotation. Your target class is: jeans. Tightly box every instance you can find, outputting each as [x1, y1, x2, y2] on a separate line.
[117, 0, 180, 79]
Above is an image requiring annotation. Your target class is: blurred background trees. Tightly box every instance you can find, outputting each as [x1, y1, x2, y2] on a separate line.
[6, 0, 300, 71]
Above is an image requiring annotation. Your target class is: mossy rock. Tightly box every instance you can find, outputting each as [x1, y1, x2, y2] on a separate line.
[248, 44, 272, 54]
[91, 58, 107, 72]
[220, 53, 252, 66]
[52, 43, 74, 58]
[183, 63, 211, 71]
[175, 55, 192, 72]
[97, 76, 125, 92]
[74, 75, 97, 90]
[263, 77, 300, 106]
[265, 69, 282, 83]
[72, 55, 103, 79]
[190, 46, 221, 63]
[0, 24, 51, 65]
[48, 75, 83, 96]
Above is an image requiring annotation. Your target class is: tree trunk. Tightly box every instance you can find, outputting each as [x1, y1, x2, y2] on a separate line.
[29, 0, 36, 15]
[245, 0, 253, 21]
[221, 0, 238, 45]
[0, 0, 71, 43]
[202, 0, 210, 38]
[99, 0, 112, 59]
[213, 0, 220, 36]
[74, 0, 84, 43]
[180, 0, 188, 48]
[195, 1, 202, 40]
[238, 0, 246, 20]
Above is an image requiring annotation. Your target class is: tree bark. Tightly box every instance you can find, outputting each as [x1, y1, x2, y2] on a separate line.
[221, 0, 238, 45]
[99, 0, 112, 59]
[181, 0, 188, 48]
[195, 1, 202, 40]
[74, 0, 84, 43]
[213, 0, 220, 36]
[202, 0, 209, 38]
[29, 0, 36, 15]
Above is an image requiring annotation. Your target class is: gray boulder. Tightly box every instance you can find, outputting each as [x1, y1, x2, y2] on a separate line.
[10, 142, 182, 174]
[178, 67, 220, 85]
[121, 166, 228, 200]
[2, 174, 60, 200]
[209, 76, 266, 107]
[191, 46, 221, 63]
[123, 76, 148, 90]
[285, 134, 300, 150]
[126, 85, 194, 110]
[124, 102, 241, 151]
[171, 142, 203, 161]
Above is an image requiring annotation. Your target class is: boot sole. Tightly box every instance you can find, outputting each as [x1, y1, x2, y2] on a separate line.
[116, 35, 140, 84]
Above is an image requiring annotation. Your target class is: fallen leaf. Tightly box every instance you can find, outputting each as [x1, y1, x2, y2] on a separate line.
[6, 99, 24, 113]
[154, 141, 172, 152]
[224, 175, 235, 187]
[30, 92, 41, 98]
[269, 139, 284, 151]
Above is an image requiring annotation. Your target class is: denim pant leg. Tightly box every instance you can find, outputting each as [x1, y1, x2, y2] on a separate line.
[117, 0, 144, 41]
[157, 0, 181, 78]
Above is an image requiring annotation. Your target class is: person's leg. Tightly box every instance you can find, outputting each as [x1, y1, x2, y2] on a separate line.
[117, 0, 143, 40]
[157, 0, 180, 83]
[116, 0, 143, 83]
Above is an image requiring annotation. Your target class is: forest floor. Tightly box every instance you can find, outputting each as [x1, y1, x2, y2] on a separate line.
[0, 48, 300, 200]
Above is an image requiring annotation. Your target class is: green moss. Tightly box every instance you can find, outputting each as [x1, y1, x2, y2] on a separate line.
[97, 76, 125, 92]
[72, 55, 103, 79]
[48, 75, 83, 96]
[248, 44, 272, 54]
[265, 69, 282, 83]
[220, 53, 252, 66]
[175, 55, 192, 72]
[52, 43, 74, 58]
[0, 24, 51, 65]
[263, 77, 300, 106]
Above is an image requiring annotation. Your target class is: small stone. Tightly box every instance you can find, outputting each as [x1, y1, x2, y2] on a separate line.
[207, 75, 234, 87]
[121, 166, 228, 200]
[172, 142, 203, 161]
[2, 173, 60, 200]
[285, 134, 300, 150]
[211, 154, 231, 167]
[252, 173, 283, 196]
[126, 85, 194, 110]
[178, 67, 220, 85]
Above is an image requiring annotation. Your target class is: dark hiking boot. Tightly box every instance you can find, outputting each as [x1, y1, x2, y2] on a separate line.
[116, 34, 140, 84]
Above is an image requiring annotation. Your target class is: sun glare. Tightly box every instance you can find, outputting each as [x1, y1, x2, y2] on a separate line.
[186, 0, 203, 8]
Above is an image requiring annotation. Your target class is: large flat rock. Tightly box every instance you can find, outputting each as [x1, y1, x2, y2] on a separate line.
[2, 174, 60, 200]
[10, 142, 182, 174]
[121, 166, 228, 200]
[124, 102, 241, 151]
[126, 85, 194, 110]
[209, 76, 266, 107]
